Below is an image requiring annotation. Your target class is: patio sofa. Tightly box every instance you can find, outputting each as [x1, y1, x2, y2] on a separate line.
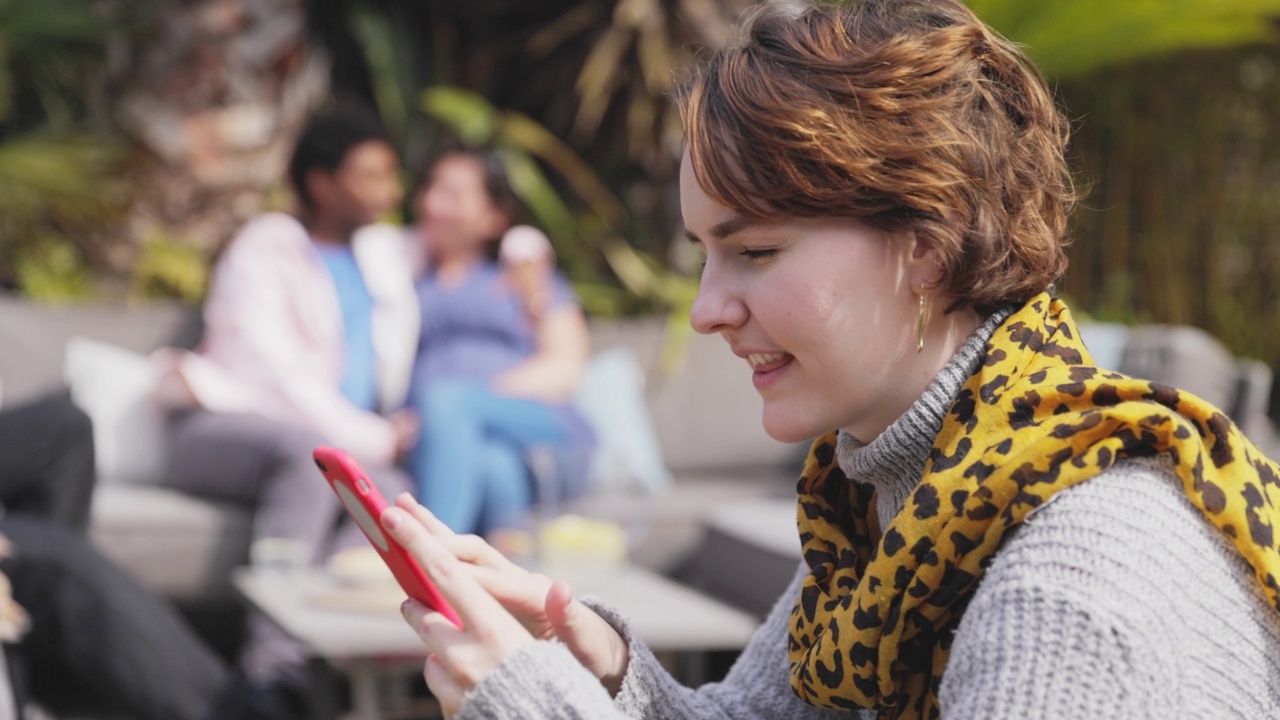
[1, 292, 1277, 625]
[0, 293, 801, 613]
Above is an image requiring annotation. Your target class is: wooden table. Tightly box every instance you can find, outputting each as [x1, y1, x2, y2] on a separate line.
[233, 564, 760, 719]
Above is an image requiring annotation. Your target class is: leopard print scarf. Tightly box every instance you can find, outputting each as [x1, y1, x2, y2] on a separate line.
[787, 292, 1280, 718]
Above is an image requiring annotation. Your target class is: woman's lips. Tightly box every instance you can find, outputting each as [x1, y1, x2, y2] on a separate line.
[747, 352, 792, 390]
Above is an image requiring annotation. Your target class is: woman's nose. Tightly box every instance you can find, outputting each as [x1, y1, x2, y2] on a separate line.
[690, 267, 748, 335]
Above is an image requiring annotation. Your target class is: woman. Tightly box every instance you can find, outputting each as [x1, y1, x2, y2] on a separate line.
[408, 149, 595, 538]
[378, 1, 1280, 718]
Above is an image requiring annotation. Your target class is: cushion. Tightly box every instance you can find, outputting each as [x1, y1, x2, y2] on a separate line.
[1076, 322, 1129, 374]
[64, 337, 166, 484]
[574, 348, 673, 493]
[586, 316, 804, 473]
[0, 294, 199, 409]
[90, 484, 252, 602]
[1119, 324, 1240, 411]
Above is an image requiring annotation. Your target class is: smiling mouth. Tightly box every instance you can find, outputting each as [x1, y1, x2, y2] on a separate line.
[746, 352, 790, 372]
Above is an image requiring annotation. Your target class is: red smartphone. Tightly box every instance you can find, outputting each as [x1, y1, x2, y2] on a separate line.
[312, 446, 463, 629]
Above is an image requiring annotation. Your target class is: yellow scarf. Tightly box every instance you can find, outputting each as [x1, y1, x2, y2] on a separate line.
[787, 293, 1280, 718]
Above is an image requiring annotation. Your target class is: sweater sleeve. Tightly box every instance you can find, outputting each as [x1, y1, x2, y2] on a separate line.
[599, 563, 866, 719]
[458, 563, 868, 720]
[455, 641, 624, 720]
[939, 460, 1182, 719]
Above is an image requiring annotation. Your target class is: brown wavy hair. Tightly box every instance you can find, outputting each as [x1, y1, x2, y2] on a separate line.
[673, 0, 1076, 314]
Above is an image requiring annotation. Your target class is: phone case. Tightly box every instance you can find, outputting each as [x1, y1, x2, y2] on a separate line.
[312, 446, 464, 629]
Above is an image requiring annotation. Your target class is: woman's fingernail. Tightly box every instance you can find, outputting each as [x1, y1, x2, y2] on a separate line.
[383, 508, 403, 529]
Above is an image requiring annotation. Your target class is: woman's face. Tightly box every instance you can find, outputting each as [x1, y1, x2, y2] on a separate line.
[417, 153, 509, 258]
[682, 151, 937, 444]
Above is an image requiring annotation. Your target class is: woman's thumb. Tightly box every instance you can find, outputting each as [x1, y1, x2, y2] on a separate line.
[546, 580, 604, 665]
[545, 579, 628, 692]
[546, 581, 582, 640]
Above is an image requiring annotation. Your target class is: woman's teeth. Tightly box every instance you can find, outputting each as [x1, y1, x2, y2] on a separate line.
[747, 352, 788, 370]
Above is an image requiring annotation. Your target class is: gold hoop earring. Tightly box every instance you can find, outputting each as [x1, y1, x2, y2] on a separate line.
[916, 293, 928, 353]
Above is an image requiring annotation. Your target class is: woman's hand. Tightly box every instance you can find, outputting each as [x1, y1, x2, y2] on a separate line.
[381, 501, 533, 717]
[384, 495, 631, 699]
[388, 409, 421, 459]
[489, 307, 590, 404]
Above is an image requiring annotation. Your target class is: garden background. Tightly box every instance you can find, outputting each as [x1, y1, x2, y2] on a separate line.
[2, 0, 1279, 363]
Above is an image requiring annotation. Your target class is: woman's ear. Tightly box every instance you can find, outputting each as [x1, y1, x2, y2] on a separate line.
[905, 231, 945, 291]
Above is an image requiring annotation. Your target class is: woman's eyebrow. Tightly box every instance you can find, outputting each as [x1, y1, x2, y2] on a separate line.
[684, 217, 768, 244]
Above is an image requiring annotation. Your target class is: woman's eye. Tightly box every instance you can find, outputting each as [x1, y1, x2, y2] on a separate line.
[740, 248, 777, 260]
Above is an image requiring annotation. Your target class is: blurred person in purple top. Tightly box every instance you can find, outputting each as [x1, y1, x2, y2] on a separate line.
[408, 149, 595, 541]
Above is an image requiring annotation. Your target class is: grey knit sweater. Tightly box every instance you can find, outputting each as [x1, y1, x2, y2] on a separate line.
[458, 311, 1280, 719]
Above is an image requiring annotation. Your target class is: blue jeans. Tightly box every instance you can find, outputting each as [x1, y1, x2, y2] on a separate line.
[412, 381, 570, 535]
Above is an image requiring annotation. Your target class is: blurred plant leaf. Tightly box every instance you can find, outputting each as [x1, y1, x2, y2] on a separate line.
[0, 36, 10, 122]
[509, 0, 741, 170]
[131, 229, 209, 302]
[0, 131, 120, 230]
[499, 147, 578, 241]
[13, 234, 92, 301]
[574, 25, 630, 139]
[502, 113, 626, 226]
[351, 5, 409, 142]
[961, 0, 1280, 78]
[0, 0, 105, 52]
[0, 0, 110, 126]
[526, 4, 607, 58]
[421, 86, 500, 147]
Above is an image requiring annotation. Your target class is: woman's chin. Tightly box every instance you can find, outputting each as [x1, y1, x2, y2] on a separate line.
[761, 412, 819, 445]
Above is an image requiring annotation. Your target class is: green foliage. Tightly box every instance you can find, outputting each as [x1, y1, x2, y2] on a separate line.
[0, 0, 123, 297]
[350, 5, 412, 143]
[130, 229, 209, 303]
[0, 0, 110, 130]
[12, 234, 92, 301]
[0, 132, 119, 223]
[1061, 47, 1280, 363]
[964, 0, 1280, 78]
[0, 131, 123, 292]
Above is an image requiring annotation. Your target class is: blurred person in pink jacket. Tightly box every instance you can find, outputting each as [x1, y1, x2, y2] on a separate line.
[152, 104, 418, 720]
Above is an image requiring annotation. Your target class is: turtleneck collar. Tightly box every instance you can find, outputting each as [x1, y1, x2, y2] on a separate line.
[836, 306, 1013, 524]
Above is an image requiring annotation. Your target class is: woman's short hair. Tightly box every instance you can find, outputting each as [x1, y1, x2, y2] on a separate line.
[674, 0, 1076, 314]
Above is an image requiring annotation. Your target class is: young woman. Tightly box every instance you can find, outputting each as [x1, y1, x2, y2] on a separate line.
[377, 1, 1280, 718]
[408, 150, 595, 538]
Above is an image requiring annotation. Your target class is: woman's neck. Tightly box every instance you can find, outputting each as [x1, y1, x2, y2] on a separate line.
[844, 307, 985, 445]
[431, 250, 484, 285]
[838, 306, 1013, 523]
